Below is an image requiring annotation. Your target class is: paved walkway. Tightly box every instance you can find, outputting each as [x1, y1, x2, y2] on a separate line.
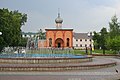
[0, 57, 120, 80]
[0, 72, 118, 76]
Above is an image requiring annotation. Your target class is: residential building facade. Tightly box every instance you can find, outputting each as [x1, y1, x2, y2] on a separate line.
[22, 32, 36, 38]
[73, 33, 94, 49]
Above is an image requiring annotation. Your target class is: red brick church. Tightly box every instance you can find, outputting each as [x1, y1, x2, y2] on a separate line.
[38, 13, 73, 48]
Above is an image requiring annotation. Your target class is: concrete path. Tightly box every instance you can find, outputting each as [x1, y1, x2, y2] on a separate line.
[0, 57, 120, 80]
[0, 72, 118, 76]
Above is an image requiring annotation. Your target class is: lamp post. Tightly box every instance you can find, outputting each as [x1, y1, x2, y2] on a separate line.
[88, 32, 94, 55]
[0, 32, 2, 35]
[85, 46, 88, 55]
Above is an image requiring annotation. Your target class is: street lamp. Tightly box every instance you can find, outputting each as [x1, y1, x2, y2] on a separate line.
[88, 32, 94, 55]
[85, 46, 88, 55]
[0, 32, 2, 35]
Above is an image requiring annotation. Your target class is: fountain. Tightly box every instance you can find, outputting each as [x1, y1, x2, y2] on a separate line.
[0, 37, 117, 72]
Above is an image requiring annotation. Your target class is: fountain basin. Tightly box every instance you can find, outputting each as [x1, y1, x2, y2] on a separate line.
[0, 53, 87, 58]
[0, 58, 116, 71]
[0, 53, 92, 64]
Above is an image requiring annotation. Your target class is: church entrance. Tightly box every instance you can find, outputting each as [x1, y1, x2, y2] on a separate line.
[55, 38, 64, 48]
[58, 43, 61, 48]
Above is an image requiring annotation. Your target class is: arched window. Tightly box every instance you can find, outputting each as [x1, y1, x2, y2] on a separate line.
[49, 38, 52, 47]
[67, 38, 69, 47]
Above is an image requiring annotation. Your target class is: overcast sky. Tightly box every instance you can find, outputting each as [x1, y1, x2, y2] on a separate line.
[0, 0, 120, 33]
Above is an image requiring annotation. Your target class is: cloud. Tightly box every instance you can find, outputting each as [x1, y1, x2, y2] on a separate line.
[67, 0, 120, 33]
[21, 11, 53, 32]
[1, 0, 120, 33]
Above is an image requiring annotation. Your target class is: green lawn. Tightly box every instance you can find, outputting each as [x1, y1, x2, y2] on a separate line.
[73, 49, 115, 55]
[92, 49, 114, 54]
[73, 49, 86, 55]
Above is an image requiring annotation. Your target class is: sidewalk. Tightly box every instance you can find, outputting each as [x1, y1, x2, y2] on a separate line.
[0, 57, 120, 80]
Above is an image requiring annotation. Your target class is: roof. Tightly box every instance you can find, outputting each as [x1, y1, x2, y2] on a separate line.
[73, 33, 91, 39]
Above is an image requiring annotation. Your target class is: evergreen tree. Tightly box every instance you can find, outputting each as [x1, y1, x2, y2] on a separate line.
[109, 15, 120, 38]
[93, 28, 108, 54]
[100, 27, 108, 54]
[106, 15, 120, 54]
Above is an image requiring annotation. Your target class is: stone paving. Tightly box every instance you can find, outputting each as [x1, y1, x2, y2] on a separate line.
[0, 57, 120, 80]
[0, 58, 116, 67]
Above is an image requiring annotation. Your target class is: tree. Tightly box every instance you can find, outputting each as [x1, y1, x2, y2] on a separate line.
[93, 15, 120, 54]
[106, 15, 120, 54]
[0, 8, 27, 52]
[106, 36, 120, 54]
[93, 28, 108, 54]
[93, 31, 101, 49]
[19, 38, 27, 47]
[99, 27, 108, 54]
[37, 29, 46, 39]
[109, 15, 120, 38]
